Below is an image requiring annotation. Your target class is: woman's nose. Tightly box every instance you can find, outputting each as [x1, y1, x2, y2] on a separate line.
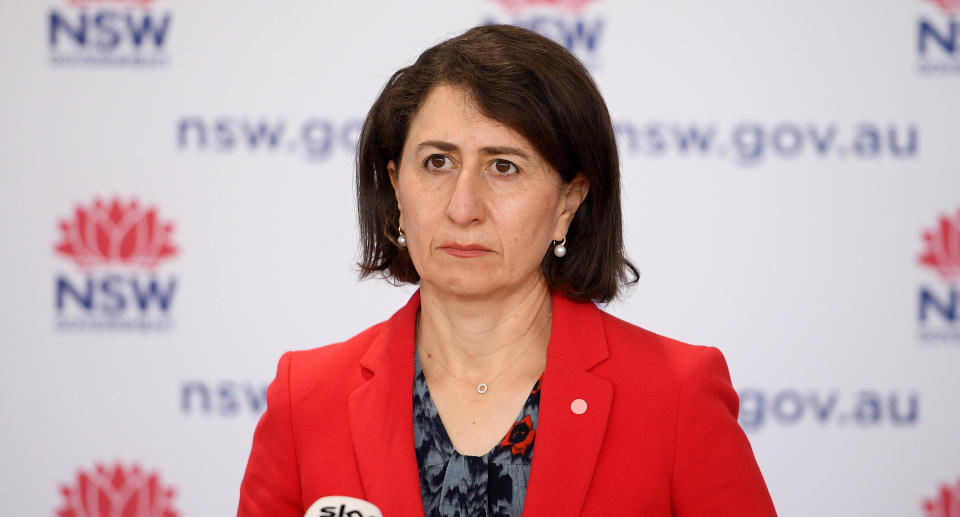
[445, 165, 487, 226]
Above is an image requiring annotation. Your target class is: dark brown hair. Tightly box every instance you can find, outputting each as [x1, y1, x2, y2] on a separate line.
[356, 24, 637, 302]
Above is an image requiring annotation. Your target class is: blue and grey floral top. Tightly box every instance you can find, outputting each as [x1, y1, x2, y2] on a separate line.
[413, 352, 543, 517]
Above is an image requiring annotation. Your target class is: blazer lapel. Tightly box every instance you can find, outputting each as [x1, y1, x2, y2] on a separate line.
[347, 291, 425, 515]
[522, 294, 613, 517]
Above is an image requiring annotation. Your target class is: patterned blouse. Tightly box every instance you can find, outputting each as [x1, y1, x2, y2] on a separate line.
[413, 352, 543, 517]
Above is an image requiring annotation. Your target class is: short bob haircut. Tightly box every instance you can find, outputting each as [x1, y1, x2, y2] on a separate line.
[356, 24, 637, 303]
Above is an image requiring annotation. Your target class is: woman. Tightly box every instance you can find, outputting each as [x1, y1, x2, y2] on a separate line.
[238, 25, 777, 517]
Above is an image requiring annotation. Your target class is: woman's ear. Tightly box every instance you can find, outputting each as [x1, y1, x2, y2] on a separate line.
[555, 173, 589, 239]
[565, 173, 589, 212]
[388, 160, 401, 211]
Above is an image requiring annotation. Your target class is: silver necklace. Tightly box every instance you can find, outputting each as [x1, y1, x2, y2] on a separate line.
[415, 309, 551, 395]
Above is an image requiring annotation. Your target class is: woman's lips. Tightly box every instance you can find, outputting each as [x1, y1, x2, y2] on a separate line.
[439, 243, 492, 258]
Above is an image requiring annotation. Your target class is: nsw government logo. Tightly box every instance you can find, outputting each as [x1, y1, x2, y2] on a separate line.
[48, 0, 172, 66]
[57, 462, 180, 517]
[917, 0, 960, 74]
[54, 197, 178, 331]
[482, 0, 606, 67]
[917, 207, 960, 343]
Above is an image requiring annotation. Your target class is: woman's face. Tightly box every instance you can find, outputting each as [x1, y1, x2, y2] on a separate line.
[389, 85, 587, 299]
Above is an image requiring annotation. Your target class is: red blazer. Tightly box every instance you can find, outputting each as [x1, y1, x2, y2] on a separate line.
[238, 291, 777, 516]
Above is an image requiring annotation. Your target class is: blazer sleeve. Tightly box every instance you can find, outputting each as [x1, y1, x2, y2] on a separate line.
[237, 352, 303, 517]
[670, 346, 778, 516]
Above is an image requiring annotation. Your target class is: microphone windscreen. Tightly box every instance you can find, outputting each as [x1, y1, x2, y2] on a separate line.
[303, 496, 383, 517]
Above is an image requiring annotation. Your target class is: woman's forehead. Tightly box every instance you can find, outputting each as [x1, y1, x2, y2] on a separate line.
[405, 86, 535, 155]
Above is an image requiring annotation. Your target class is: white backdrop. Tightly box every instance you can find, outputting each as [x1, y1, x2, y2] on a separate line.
[1, 0, 959, 515]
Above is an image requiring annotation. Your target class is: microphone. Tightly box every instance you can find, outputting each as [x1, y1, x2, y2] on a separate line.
[303, 496, 383, 517]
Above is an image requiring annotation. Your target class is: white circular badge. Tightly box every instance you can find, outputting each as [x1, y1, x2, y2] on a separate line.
[303, 496, 383, 517]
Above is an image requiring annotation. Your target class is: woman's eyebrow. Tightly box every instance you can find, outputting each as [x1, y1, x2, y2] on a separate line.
[416, 140, 458, 153]
[415, 141, 530, 160]
[480, 146, 529, 159]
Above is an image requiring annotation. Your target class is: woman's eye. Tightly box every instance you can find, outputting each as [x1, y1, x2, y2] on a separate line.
[426, 155, 453, 170]
[493, 159, 518, 175]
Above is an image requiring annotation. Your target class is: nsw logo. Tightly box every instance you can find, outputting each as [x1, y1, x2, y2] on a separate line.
[917, 0, 960, 74]
[54, 197, 179, 331]
[922, 476, 960, 517]
[56, 462, 180, 517]
[916, 207, 960, 343]
[48, 0, 172, 66]
[482, 0, 606, 67]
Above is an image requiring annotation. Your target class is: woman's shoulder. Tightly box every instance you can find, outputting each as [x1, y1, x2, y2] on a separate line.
[588, 307, 739, 422]
[279, 319, 393, 391]
[595, 307, 729, 381]
[291, 319, 388, 362]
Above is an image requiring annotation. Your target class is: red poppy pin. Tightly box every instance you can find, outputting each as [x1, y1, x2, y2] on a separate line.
[500, 415, 536, 456]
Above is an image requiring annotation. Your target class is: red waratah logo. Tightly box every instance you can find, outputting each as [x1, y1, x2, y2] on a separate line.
[57, 462, 180, 517]
[918, 209, 960, 282]
[489, 0, 601, 12]
[925, 0, 960, 14]
[55, 198, 177, 269]
[923, 477, 960, 517]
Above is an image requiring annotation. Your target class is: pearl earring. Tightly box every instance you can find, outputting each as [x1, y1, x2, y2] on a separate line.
[553, 237, 567, 257]
[398, 227, 406, 248]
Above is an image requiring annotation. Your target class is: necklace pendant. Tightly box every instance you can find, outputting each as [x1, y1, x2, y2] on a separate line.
[477, 383, 488, 394]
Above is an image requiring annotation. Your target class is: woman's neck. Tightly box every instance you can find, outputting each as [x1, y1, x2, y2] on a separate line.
[416, 278, 552, 384]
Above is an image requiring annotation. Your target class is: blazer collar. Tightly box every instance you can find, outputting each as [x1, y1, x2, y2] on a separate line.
[348, 290, 423, 514]
[523, 292, 614, 517]
[348, 289, 613, 517]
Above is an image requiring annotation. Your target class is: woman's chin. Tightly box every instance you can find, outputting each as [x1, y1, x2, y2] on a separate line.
[420, 269, 543, 301]
[423, 277, 499, 299]
[419, 270, 514, 299]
